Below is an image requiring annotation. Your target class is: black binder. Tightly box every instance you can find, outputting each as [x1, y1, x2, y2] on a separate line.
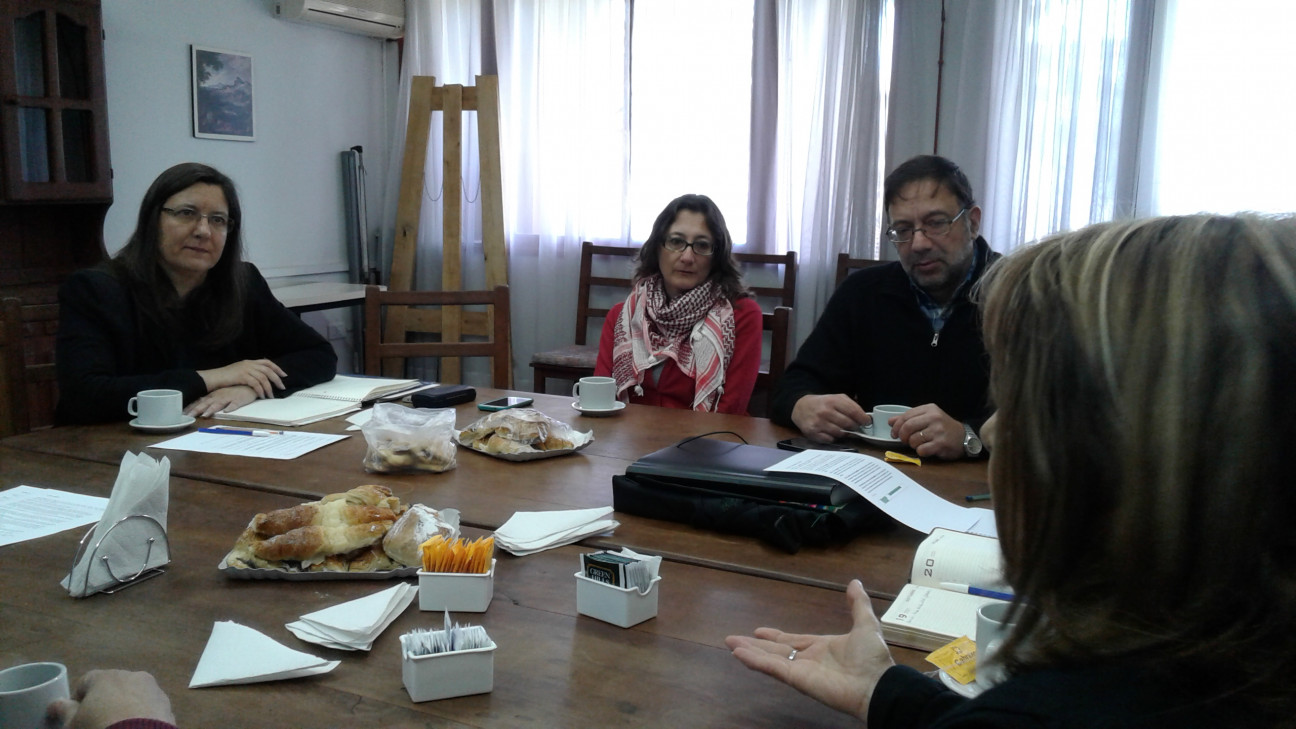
[623, 436, 857, 506]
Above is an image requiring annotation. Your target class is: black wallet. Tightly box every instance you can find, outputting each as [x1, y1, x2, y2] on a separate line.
[411, 384, 476, 408]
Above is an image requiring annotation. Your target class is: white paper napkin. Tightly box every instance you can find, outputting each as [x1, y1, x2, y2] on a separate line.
[494, 506, 619, 556]
[190, 621, 339, 687]
[62, 451, 171, 597]
[286, 583, 417, 651]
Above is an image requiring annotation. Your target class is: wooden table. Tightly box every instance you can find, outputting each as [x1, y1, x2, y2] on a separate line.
[2, 451, 933, 728]
[1, 390, 990, 599]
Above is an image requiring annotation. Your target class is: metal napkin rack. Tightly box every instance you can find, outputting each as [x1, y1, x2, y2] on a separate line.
[68, 514, 170, 596]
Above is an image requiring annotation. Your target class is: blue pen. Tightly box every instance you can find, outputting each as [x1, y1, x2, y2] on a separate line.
[940, 582, 1015, 601]
[198, 427, 282, 437]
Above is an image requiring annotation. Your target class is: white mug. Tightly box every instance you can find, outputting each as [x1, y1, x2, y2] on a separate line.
[870, 404, 909, 439]
[127, 389, 185, 426]
[572, 376, 616, 410]
[0, 662, 70, 729]
[975, 601, 1018, 689]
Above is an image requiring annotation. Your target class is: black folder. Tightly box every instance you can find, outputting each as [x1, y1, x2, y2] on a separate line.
[623, 436, 858, 506]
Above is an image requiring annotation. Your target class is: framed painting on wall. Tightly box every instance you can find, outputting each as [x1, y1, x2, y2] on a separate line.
[191, 45, 255, 141]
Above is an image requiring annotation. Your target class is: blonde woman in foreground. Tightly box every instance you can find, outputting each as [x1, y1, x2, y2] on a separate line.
[727, 214, 1296, 728]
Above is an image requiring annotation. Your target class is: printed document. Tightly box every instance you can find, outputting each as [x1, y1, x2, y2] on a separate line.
[0, 485, 109, 547]
[766, 450, 981, 534]
[150, 431, 348, 460]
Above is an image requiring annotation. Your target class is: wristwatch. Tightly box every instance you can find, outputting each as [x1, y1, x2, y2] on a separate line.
[962, 423, 984, 458]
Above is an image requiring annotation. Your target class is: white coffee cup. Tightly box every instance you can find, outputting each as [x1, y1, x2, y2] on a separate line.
[572, 376, 616, 410]
[975, 601, 1018, 689]
[127, 389, 185, 426]
[0, 662, 70, 729]
[870, 404, 909, 440]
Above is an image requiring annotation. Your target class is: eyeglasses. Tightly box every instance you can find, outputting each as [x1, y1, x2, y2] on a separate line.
[162, 207, 233, 232]
[886, 207, 968, 245]
[663, 236, 715, 256]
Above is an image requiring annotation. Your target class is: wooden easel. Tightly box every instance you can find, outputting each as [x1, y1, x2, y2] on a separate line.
[386, 75, 509, 384]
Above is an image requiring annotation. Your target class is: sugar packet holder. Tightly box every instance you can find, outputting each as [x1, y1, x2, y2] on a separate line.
[574, 548, 662, 628]
[418, 559, 496, 612]
[401, 612, 496, 702]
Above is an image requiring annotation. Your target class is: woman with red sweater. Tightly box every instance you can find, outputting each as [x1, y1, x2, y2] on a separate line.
[595, 194, 762, 415]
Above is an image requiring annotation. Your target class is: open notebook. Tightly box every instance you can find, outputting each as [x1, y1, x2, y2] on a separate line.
[879, 529, 1009, 651]
[213, 375, 422, 427]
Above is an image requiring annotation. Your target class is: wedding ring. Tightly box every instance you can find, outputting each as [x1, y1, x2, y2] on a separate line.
[787, 648, 798, 661]
[920, 430, 927, 440]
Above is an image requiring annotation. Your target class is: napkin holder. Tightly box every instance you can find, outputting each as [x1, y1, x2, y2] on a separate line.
[69, 514, 170, 596]
[574, 571, 661, 628]
[418, 559, 495, 612]
[402, 641, 497, 702]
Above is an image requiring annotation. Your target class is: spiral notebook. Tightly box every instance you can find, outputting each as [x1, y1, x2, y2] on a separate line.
[213, 375, 421, 427]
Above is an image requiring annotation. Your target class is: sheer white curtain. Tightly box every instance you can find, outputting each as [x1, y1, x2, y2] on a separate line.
[981, 0, 1138, 252]
[773, 0, 893, 347]
[1140, 0, 1296, 215]
[492, 1, 629, 391]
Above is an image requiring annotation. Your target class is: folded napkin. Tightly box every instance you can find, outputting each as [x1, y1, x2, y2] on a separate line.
[286, 583, 417, 651]
[494, 506, 619, 556]
[190, 621, 339, 688]
[62, 451, 170, 598]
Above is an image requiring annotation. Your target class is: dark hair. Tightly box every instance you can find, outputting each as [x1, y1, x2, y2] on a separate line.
[110, 162, 247, 348]
[980, 214, 1296, 719]
[882, 155, 976, 212]
[634, 194, 749, 301]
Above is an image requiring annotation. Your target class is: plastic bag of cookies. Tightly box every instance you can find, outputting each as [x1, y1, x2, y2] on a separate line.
[361, 403, 458, 473]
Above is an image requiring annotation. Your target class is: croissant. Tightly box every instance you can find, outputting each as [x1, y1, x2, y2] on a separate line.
[252, 500, 398, 537]
[253, 522, 393, 563]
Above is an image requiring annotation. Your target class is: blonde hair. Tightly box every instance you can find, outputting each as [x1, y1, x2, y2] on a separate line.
[981, 214, 1296, 718]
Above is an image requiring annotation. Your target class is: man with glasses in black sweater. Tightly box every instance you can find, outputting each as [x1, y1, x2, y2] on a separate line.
[771, 155, 998, 461]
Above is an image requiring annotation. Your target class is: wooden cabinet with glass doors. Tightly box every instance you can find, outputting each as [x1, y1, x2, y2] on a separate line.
[0, 0, 111, 202]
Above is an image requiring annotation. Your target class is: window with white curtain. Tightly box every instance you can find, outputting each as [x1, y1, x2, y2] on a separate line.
[627, 0, 754, 244]
[1145, 0, 1296, 215]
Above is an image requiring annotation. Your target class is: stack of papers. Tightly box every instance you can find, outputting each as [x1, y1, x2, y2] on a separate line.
[494, 506, 619, 556]
[190, 621, 339, 687]
[286, 584, 417, 651]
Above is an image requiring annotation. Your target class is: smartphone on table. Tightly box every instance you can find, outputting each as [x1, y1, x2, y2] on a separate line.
[776, 437, 857, 453]
[477, 396, 534, 411]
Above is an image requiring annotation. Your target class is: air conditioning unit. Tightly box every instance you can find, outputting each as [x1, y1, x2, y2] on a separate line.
[276, 0, 405, 40]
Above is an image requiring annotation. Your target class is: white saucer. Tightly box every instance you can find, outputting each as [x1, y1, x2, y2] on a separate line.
[571, 401, 626, 417]
[842, 427, 905, 448]
[130, 415, 196, 433]
[938, 669, 985, 698]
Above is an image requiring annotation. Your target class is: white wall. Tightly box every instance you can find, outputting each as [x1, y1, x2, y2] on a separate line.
[101, 0, 398, 280]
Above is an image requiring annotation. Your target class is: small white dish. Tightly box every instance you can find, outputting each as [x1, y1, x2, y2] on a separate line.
[939, 669, 984, 698]
[129, 415, 196, 433]
[571, 401, 626, 417]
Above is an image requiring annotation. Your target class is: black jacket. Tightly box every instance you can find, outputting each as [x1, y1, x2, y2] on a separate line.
[869, 663, 1258, 728]
[770, 238, 999, 430]
[55, 262, 337, 424]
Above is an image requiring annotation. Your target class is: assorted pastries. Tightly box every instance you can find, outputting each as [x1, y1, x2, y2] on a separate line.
[225, 485, 457, 573]
[456, 408, 587, 456]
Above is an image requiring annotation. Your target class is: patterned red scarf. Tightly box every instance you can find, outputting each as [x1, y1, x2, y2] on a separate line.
[611, 275, 736, 412]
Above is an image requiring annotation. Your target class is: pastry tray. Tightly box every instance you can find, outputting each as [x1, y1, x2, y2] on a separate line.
[218, 552, 417, 581]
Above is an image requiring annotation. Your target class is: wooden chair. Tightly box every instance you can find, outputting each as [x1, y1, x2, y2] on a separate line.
[529, 242, 638, 394]
[364, 285, 512, 388]
[0, 296, 59, 436]
[738, 251, 797, 417]
[835, 252, 887, 289]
